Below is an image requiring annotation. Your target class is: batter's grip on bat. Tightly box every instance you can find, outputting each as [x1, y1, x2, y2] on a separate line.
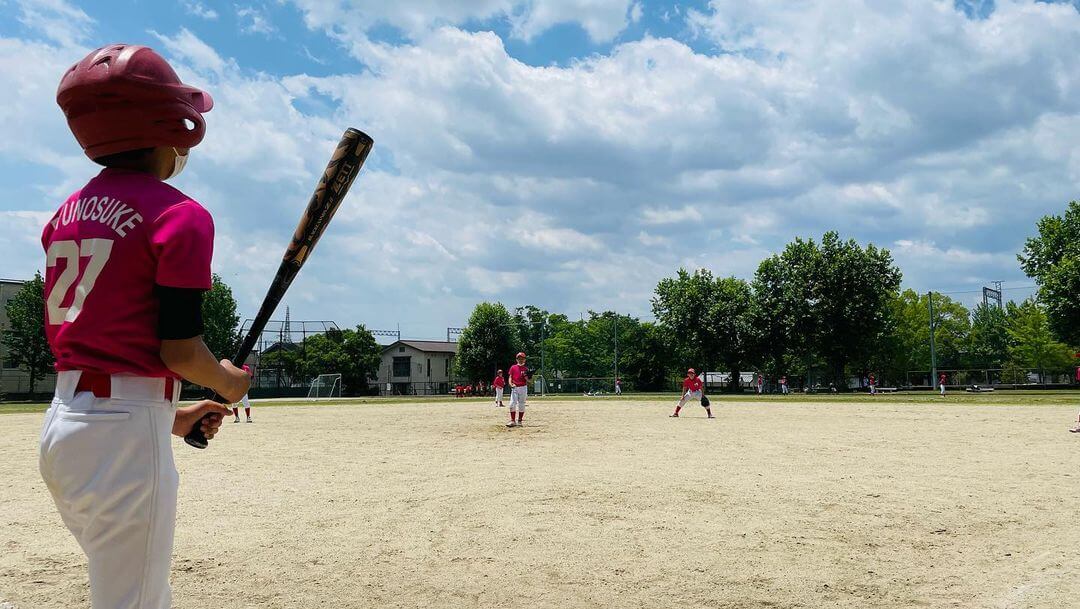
[183, 392, 226, 449]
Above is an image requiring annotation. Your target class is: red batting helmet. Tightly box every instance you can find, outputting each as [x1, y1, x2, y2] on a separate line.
[516, 352, 526, 359]
[57, 44, 213, 160]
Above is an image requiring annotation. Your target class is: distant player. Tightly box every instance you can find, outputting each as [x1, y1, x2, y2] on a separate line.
[233, 364, 254, 422]
[615, 377, 622, 395]
[868, 373, 877, 395]
[493, 369, 505, 407]
[939, 372, 947, 397]
[40, 45, 248, 609]
[779, 375, 789, 395]
[507, 352, 528, 427]
[670, 368, 712, 418]
[756, 372, 764, 395]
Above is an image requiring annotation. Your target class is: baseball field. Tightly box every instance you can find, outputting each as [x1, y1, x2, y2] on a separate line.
[2, 393, 1079, 609]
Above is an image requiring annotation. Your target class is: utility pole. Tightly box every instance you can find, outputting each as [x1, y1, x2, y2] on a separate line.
[613, 313, 619, 390]
[540, 321, 546, 397]
[928, 291, 938, 390]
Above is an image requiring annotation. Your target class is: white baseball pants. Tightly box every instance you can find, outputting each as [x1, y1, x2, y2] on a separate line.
[494, 387, 503, 404]
[509, 386, 527, 412]
[39, 371, 180, 609]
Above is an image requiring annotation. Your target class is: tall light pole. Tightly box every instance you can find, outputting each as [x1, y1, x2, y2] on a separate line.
[928, 291, 938, 390]
[613, 313, 618, 390]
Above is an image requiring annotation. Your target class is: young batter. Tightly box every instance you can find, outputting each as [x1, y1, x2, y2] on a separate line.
[493, 369, 505, 407]
[507, 352, 528, 427]
[41, 45, 249, 609]
[670, 368, 712, 418]
[233, 364, 253, 422]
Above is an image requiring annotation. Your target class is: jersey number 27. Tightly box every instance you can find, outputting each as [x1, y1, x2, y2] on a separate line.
[45, 239, 114, 325]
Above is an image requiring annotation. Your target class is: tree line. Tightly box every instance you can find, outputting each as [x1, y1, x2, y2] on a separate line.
[454, 203, 1079, 392]
[3, 202, 1078, 395]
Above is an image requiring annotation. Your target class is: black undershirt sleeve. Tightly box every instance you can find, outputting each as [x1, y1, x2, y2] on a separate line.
[155, 285, 205, 340]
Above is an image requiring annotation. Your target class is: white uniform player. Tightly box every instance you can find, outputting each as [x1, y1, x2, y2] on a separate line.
[493, 369, 506, 407]
[41, 45, 247, 609]
[507, 352, 528, 427]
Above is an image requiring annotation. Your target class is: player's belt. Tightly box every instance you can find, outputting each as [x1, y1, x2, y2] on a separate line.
[74, 372, 177, 401]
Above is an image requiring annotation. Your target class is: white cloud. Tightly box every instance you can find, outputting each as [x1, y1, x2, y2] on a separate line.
[236, 5, 276, 36]
[183, 1, 219, 20]
[3, 2, 1080, 334]
[287, 0, 635, 44]
[641, 206, 703, 226]
[13, 0, 93, 44]
[150, 28, 229, 74]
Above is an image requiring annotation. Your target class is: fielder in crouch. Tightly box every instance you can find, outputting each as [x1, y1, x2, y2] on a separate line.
[40, 45, 249, 609]
[493, 369, 505, 407]
[507, 352, 528, 427]
[670, 368, 713, 418]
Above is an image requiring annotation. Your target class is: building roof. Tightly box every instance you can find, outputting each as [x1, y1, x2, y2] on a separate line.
[383, 340, 459, 354]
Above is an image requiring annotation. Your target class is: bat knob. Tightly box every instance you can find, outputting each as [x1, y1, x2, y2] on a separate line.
[184, 413, 213, 449]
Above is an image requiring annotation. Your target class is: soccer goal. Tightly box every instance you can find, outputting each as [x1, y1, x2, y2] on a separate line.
[307, 373, 342, 400]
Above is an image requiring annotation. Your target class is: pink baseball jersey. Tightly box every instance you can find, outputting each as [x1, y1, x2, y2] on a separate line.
[41, 168, 214, 378]
[508, 364, 528, 386]
[493, 375, 505, 388]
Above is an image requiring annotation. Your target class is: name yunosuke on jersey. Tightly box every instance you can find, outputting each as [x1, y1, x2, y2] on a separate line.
[41, 168, 214, 378]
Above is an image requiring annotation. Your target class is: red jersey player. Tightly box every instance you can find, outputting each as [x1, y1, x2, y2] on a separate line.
[507, 352, 529, 427]
[493, 369, 506, 407]
[233, 364, 254, 422]
[670, 368, 712, 418]
[39, 45, 249, 609]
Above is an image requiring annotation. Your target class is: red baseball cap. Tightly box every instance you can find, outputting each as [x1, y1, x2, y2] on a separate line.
[687, 368, 695, 374]
[516, 352, 526, 359]
[57, 44, 213, 160]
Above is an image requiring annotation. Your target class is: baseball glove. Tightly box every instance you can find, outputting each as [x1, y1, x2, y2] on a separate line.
[700, 395, 710, 407]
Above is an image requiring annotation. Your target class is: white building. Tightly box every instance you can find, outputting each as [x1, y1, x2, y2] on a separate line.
[372, 340, 458, 395]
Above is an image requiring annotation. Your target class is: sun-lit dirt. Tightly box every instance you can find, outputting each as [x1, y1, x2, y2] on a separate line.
[3, 396, 1080, 608]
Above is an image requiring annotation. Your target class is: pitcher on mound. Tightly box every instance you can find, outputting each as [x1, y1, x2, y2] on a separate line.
[507, 352, 528, 427]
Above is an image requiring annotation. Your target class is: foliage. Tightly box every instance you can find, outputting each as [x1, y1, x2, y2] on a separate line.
[1018, 201, 1080, 346]
[881, 290, 971, 378]
[751, 239, 820, 378]
[201, 274, 241, 359]
[967, 304, 1010, 369]
[454, 302, 521, 382]
[1, 272, 54, 394]
[1005, 299, 1074, 381]
[259, 325, 381, 396]
[813, 232, 902, 386]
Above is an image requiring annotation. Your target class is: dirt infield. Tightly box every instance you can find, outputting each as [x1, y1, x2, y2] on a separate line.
[3, 396, 1080, 608]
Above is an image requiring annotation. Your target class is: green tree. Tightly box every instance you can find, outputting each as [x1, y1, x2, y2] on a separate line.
[652, 269, 754, 391]
[201, 274, 241, 359]
[652, 268, 722, 373]
[967, 304, 1010, 369]
[2, 272, 54, 394]
[619, 321, 674, 391]
[751, 239, 820, 379]
[1005, 299, 1074, 382]
[455, 302, 521, 382]
[1018, 201, 1080, 346]
[711, 277, 755, 391]
[814, 232, 902, 387]
[294, 326, 382, 396]
[880, 290, 969, 383]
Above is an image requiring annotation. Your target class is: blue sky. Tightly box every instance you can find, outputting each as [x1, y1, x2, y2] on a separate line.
[1, 0, 1078, 339]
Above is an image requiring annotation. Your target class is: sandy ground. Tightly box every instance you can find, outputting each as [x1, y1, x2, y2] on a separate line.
[3, 397, 1080, 609]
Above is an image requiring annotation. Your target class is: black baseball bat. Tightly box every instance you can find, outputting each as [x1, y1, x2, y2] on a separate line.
[184, 127, 374, 449]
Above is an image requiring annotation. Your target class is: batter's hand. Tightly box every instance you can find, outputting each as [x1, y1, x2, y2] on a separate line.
[218, 359, 251, 404]
[173, 400, 232, 439]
